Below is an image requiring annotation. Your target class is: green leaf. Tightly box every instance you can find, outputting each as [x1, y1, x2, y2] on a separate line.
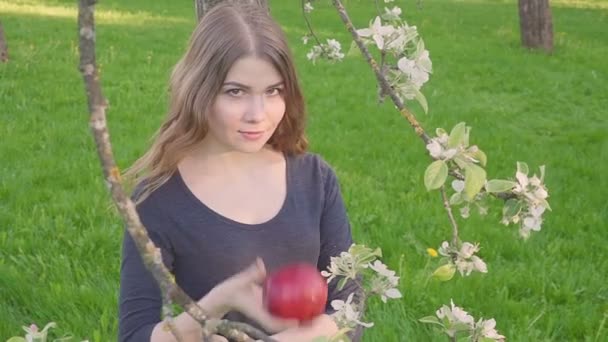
[449, 192, 463, 205]
[346, 41, 361, 58]
[419, 316, 442, 326]
[448, 122, 466, 148]
[349, 244, 382, 259]
[453, 155, 468, 170]
[485, 179, 517, 193]
[539, 198, 552, 211]
[503, 199, 522, 218]
[337, 277, 349, 291]
[464, 164, 487, 200]
[517, 161, 529, 175]
[414, 88, 428, 114]
[436, 128, 447, 137]
[416, 38, 425, 57]
[424, 160, 448, 190]
[6, 338, 27, 342]
[452, 322, 473, 332]
[432, 264, 456, 281]
[540, 164, 546, 182]
[470, 148, 487, 167]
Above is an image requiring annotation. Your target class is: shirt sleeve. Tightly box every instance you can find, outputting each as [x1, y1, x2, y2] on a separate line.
[118, 199, 175, 342]
[316, 160, 364, 342]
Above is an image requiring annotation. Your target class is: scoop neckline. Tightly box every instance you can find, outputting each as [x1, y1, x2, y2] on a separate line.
[174, 153, 291, 230]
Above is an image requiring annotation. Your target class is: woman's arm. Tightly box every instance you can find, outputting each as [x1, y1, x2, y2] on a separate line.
[316, 159, 365, 341]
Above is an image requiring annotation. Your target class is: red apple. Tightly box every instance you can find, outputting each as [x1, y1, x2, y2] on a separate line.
[263, 262, 328, 321]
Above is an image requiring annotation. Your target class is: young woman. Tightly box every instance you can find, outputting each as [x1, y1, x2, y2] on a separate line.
[118, 2, 362, 341]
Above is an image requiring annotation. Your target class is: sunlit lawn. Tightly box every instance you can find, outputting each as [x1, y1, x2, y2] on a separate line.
[1, 0, 607, 340]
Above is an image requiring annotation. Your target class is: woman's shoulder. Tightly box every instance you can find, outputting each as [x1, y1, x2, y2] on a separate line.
[131, 173, 182, 211]
[288, 152, 339, 186]
[289, 152, 334, 172]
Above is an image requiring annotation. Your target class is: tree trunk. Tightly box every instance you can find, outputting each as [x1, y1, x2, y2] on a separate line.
[518, 0, 553, 53]
[0, 21, 8, 63]
[196, 0, 269, 21]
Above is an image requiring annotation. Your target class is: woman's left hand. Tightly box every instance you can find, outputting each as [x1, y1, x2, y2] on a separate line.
[203, 258, 300, 334]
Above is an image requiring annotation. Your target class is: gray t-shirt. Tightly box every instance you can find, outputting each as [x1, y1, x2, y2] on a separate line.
[118, 153, 363, 341]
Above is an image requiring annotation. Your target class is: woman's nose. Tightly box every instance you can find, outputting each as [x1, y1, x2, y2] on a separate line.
[243, 95, 265, 123]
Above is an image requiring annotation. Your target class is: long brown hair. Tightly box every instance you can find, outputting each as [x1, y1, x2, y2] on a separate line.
[124, 2, 308, 203]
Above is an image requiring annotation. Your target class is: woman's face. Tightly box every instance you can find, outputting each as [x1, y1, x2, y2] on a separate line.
[204, 56, 286, 154]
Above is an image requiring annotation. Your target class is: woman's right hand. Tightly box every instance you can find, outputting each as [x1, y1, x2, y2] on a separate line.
[201, 258, 299, 334]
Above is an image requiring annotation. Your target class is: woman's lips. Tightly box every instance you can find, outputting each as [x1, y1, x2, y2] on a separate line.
[239, 130, 264, 141]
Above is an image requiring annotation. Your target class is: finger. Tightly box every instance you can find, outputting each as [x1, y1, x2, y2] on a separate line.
[253, 257, 267, 283]
[241, 257, 266, 284]
[240, 304, 299, 333]
[209, 335, 229, 342]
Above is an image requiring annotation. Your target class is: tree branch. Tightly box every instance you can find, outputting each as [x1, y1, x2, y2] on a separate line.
[440, 186, 459, 247]
[77, 1, 275, 341]
[331, 0, 430, 145]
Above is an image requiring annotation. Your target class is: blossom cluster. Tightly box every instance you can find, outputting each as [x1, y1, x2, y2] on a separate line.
[321, 245, 401, 330]
[501, 162, 551, 239]
[437, 241, 488, 277]
[305, 38, 345, 63]
[427, 300, 505, 341]
[304, 0, 432, 110]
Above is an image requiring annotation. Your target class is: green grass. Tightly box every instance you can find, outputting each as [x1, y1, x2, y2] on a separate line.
[1, 0, 607, 340]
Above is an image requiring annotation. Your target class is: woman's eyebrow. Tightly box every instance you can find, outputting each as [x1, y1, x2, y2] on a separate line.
[222, 81, 284, 89]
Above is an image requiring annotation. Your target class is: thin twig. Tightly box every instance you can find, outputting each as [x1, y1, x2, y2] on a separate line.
[374, 0, 381, 17]
[331, 0, 430, 145]
[301, 0, 322, 46]
[439, 186, 459, 247]
[77, 1, 275, 341]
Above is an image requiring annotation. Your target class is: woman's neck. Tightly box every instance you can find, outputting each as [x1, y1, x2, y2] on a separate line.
[179, 144, 282, 177]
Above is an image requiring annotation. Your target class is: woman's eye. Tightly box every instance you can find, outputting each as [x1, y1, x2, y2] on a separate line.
[266, 88, 282, 96]
[227, 89, 243, 96]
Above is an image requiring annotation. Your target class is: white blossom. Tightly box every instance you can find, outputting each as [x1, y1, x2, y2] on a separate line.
[474, 318, 506, 341]
[506, 164, 551, 239]
[357, 16, 395, 50]
[306, 39, 345, 64]
[321, 251, 357, 283]
[438, 241, 451, 257]
[425, 137, 458, 160]
[382, 6, 402, 21]
[331, 293, 374, 328]
[436, 300, 475, 337]
[430, 303, 506, 340]
[304, 1, 314, 13]
[452, 180, 465, 193]
[459, 242, 479, 259]
[369, 260, 402, 302]
[397, 49, 432, 88]
[437, 241, 488, 276]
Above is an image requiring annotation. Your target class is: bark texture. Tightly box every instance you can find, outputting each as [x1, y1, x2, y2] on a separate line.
[0, 21, 8, 63]
[518, 0, 553, 52]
